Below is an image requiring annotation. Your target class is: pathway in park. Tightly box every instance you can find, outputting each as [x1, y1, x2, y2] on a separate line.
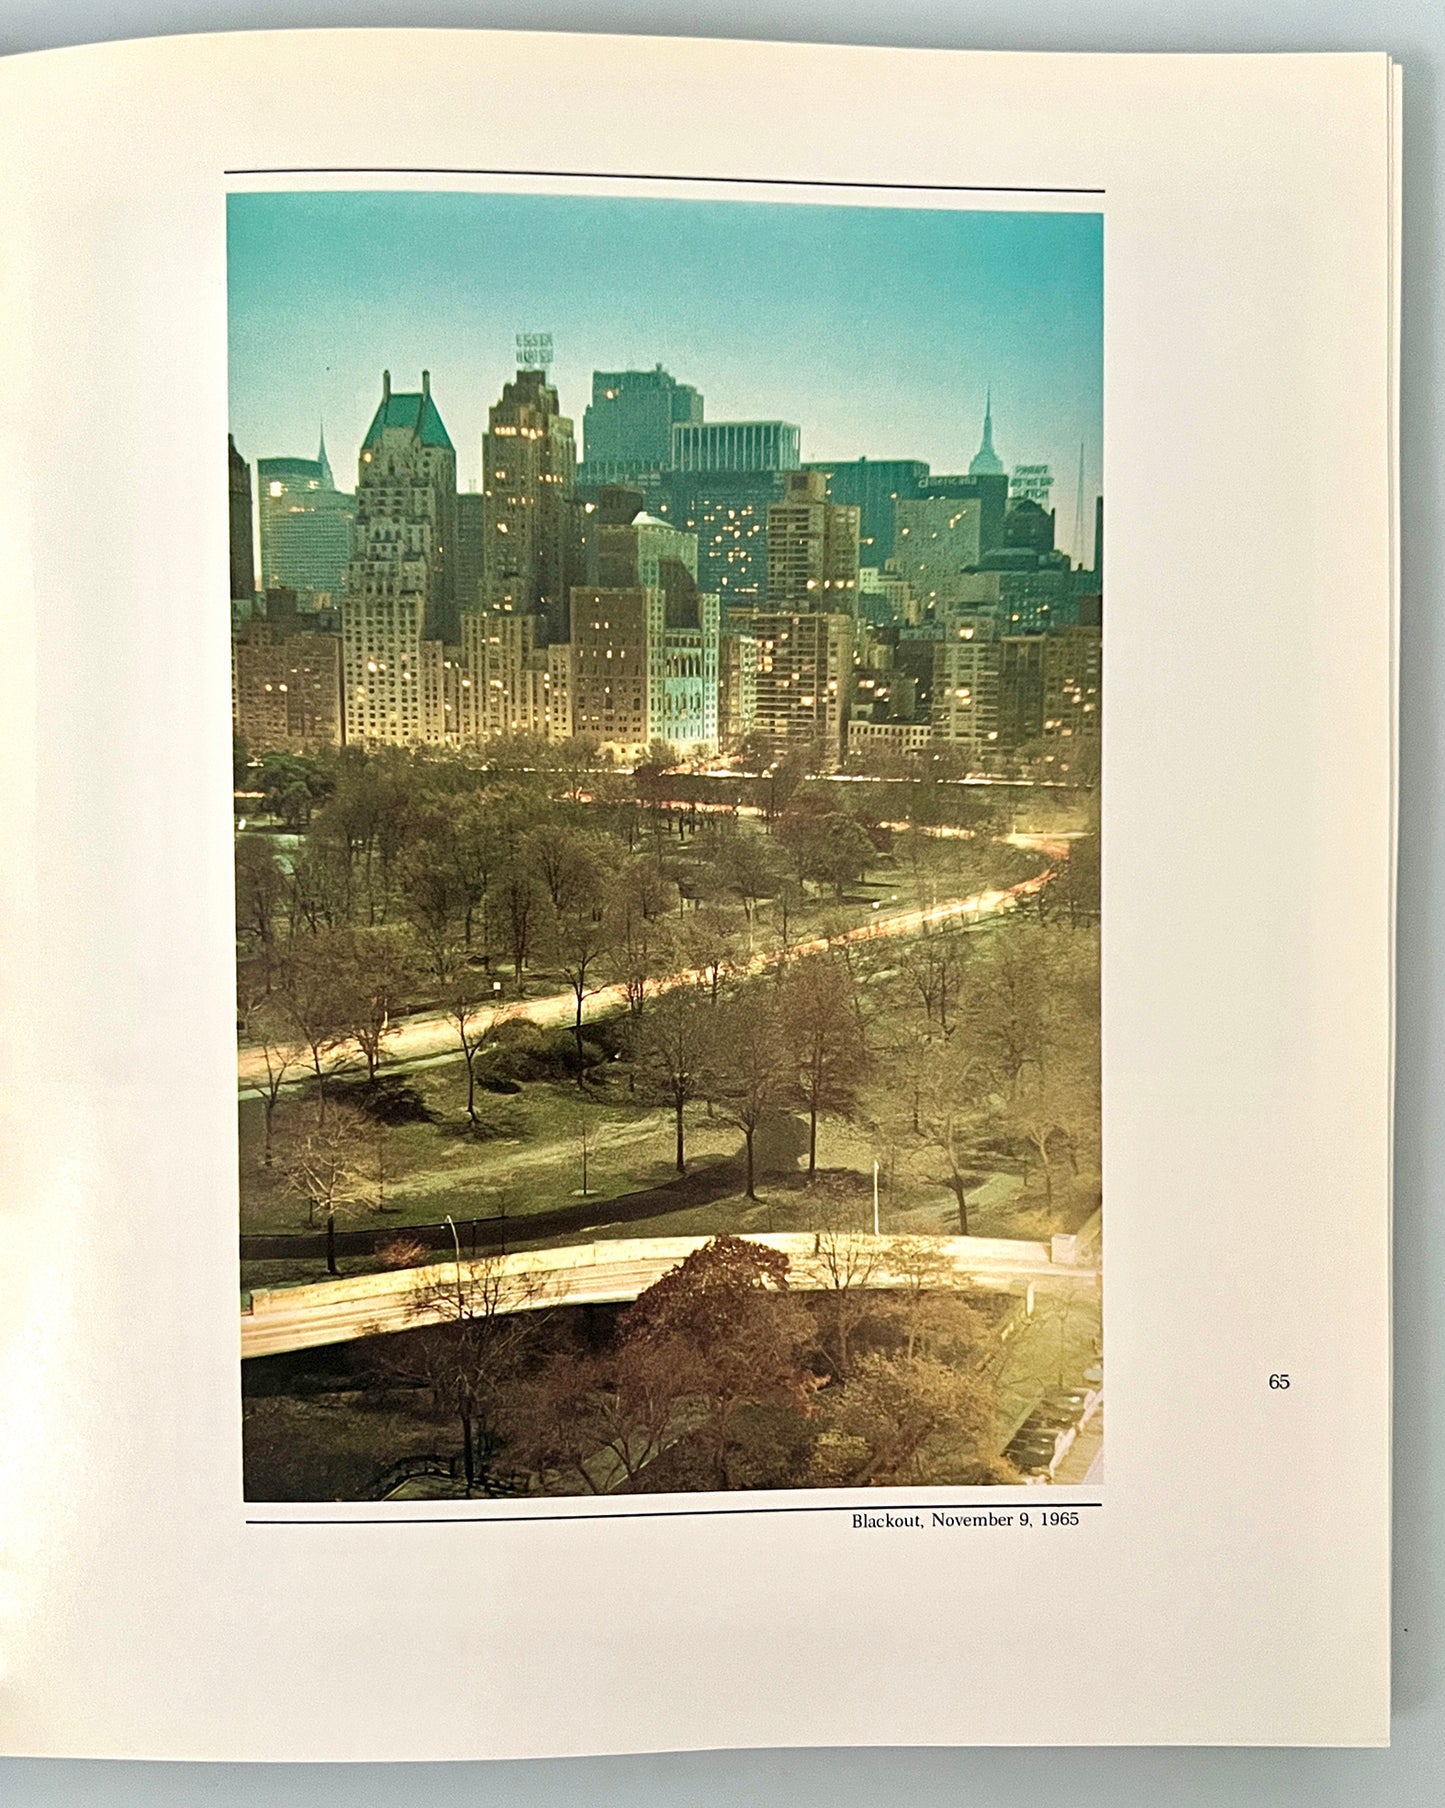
[238, 866, 1055, 1095]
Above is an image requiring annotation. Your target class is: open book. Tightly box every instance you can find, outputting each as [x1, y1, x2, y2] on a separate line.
[0, 28, 1397, 1758]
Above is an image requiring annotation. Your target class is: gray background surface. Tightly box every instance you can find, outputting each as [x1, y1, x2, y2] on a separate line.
[0, 1, 1436, 1800]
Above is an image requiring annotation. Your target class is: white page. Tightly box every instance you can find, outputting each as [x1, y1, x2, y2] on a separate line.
[0, 30, 1395, 1757]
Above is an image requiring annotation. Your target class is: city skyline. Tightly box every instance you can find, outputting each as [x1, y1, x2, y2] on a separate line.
[227, 191, 1102, 559]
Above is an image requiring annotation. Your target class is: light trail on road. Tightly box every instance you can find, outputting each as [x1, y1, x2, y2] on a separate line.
[238, 864, 1056, 1095]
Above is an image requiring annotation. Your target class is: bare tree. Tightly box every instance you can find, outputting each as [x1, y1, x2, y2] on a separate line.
[809, 1352, 995, 1487]
[540, 841, 617, 1059]
[803, 1180, 885, 1380]
[443, 970, 516, 1130]
[778, 954, 868, 1175]
[633, 983, 710, 1174]
[238, 981, 301, 1168]
[707, 992, 788, 1202]
[276, 930, 353, 1120]
[274, 1100, 377, 1275]
[391, 1254, 544, 1495]
[496, 858, 539, 992]
[334, 926, 415, 1084]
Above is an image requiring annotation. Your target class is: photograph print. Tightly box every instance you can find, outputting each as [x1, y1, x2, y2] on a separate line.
[230, 186, 1102, 1502]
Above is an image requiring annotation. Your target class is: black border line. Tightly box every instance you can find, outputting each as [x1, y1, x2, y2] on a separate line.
[250, 1501, 1104, 1525]
[223, 165, 1104, 195]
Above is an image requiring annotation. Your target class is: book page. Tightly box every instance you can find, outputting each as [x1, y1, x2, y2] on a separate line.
[0, 29, 1395, 1757]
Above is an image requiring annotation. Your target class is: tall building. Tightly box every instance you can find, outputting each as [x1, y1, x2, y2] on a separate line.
[653, 468, 787, 611]
[569, 491, 719, 758]
[1003, 496, 1056, 556]
[766, 470, 860, 613]
[671, 420, 801, 474]
[891, 496, 984, 612]
[930, 617, 1000, 754]
[568, 587, 668, 761]
[232, 607, 343, 754]
[228, 435, 255, 605]
[803, 457, 929, 564]
[595, 503, 699, 595]
[456, 609, 571, 743]
[996, 634, 1047, 750]
[257, 434, 356, 604]
[967, 390, 1005, 477]
[340, 371, 458, 747]
[579, 366, 703, 487]
[950, 564, 1079, 634]
[1041, 625, 1102, 748]
[455, 491, 487, 614]
[481, 367, 577, 643]
[731, 609, 853, 767]
[719, 628, 759, 749]
[459, 609, 533, 742]
[659, 587, 720, 756]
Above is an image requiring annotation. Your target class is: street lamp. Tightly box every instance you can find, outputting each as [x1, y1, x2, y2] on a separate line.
[444, 1212, 464, 1315]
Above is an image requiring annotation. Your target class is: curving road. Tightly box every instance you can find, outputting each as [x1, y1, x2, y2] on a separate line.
[238, 860, 1057, 1095]
[241, 1228, 1099, 1360]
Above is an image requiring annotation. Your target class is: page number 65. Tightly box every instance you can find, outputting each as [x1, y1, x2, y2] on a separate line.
[1269, 1373, 1291, 1389]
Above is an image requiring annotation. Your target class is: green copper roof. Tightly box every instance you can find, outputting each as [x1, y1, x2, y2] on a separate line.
[362, 388, 454, 453]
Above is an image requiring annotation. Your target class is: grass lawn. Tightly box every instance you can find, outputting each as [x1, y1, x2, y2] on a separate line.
[241, 1043, 1097, 1286]
[241, 1062, 745, 1238]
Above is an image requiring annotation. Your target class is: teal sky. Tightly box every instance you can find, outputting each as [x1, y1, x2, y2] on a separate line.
[228, 190, 1102, 559]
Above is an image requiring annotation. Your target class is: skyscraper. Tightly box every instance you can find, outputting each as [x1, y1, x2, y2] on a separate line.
[653, 468, 787, 611]
[568, 586, 668, 761]
[930, 618, 1000, 754]
[481, 367, 577, 643]
[671, 420, 801, 474]
[257, 433, 356, 604]
[340, 370, 459, 747]
[578, 366, 703, 487]
[967, 390, 1005, 477]
[228, 435, 255, 605]
[891, 496, 984, 612]
[803, 457, 929, 564]
[455, 491, 487, 613]
[1041, 625, 1102, 749]
[570, 489, 719, 757]
[765, 470, 860, 612]
[732, 609, 853, 768]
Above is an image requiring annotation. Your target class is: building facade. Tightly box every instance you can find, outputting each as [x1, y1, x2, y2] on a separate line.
[804, 457, 930, 565]
[660, 591, 721, 757]
[579, 366, 703, 487]
[455, 491, 487, 615]
[257, 437, 355, 604]
[930, 619, 1000, 754]
[766, 470, 861, 613]
[846, 717, 936, 758]
[232, 615, 343, 754]
[719, 628, 759, 749]
[670, 419, 801, 474]
[481, 367, 578, 643]
[228, 435, 255, 605]
[732, 609, 852, 767]
[1041, 625, 1102, 747]
[891, 497, 984, 612]
[568, 586, 668, 760]
[340, 371, 458, 747]
[653, 468, 786, 611]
